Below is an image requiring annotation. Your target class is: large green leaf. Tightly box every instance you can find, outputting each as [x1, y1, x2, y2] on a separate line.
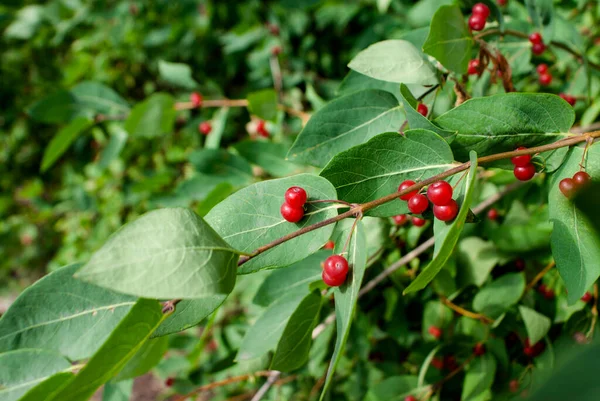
[287, 90, 405, 167]
[549, 144, 600, 304]
[233, 141, 302, 177]
[124, 93, 176, 138]
[320, 130, 455, 217]
[320, 220, 367, 400]
[423, 4, 472, 74]
[206, 174, 338, 274]
[102, 380, 133, 401]
[188, 148, 253, 187]
[434, 93, 574, 161]
[45, 299, 165, 401]
[404, 151, 478, 294]
[158, 60, 199, 89]
[519, 306, 551, 345]
[115, 336, 168, 381]
[461, 354, 497, 401]
[473, 273, 525, 319]
[151, 295, 226, 337]
[247, 89, 278, 121]
[16, 372, 73, 401]
[40, 117, 94, 172]
[0, 349, 71, 401]
[347, 40, 438, 85]
[75, 208, 239, 299]
[0, 264, 136, 360]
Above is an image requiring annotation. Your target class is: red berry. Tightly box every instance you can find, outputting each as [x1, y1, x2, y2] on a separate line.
[524, 345, 535, 357]
[417, 103, 428, 116]
[539, 72, 552, 85]
[473, 343, 486, 356]
[256, 120, 269, 137]
[544, 288, 555, 300]
[433, 199, 459, 222]
[498, 0, 507, 5]
[165, 377, 175, 387]
[573, 171, 591, 188]
[559, 177, 576, 199]
[431, 357, 444, 370]
[428, 325, 442, 339]
[266, 23, 280, 36]
[271, 46, 282, 56]
[514, 164, 536, 181]
[393, 214, 408, 226]
[323, 240, 335, 250]
[407, 194, 429, 214]
[427, 181, 453, 206]
[559, 93, 576, 106]
[487, 208, 499, 221]
[198, 121, 212, 135]
[529, 32, 543, 44]
[472, 3, 490, 19]
[324, 255, 349, 280]
[280, 202, 304, 223]
[581, 292, 592, 303]
[515, 259, 525, 271]
[509, 380, 519, 393]
[412, 216, 426, 227]
[398, 180, 418, 200]
[404, 396, 417, 401]
[511, 147, 532, 167]
[536, 63, 548, 74]
[444, 355, 458, 371]
[284, 186, 307, 208]
[468, 13, 486, 31]
[468, 59, 480, 75]
[538, 283, 547, 294]
[190, 92, 203, 108]
[532, 42, 546, 55]
[322, 270, 346, 287]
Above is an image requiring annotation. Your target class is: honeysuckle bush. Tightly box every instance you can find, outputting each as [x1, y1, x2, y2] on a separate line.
[2, 1, 600, 401]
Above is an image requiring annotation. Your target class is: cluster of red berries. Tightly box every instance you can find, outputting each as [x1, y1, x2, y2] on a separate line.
[416, 103, 428, 117]
[537, 283, 555, 300]
[256, 120, 269, 137]
[523, 338, 545, 357]
[559, 171, 591, 199]
[280, 186, 307, 223]
[536, 63, 552, 86]
[529, 32, 546, 55]
[393, 214, 426, 227]
[511, 147, 536, 181]
[322, 254, 349, 287]
[559, 93, 577, 106]
[467, 59, 480, 75]
[468, 3, 490, 31]
[398, 179, 459, 222]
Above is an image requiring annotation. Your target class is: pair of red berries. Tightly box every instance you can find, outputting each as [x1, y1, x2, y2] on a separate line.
[559, 93, 577, 106]
[198, 121, 212, 135]
[398, 180, 459, 222]
[511, 147, 536, 181]
[537, 283, 555, 300]
[524, 338, 545, 357]
[190, 92, 203, 108]
[280, 186, 307, 223]
[322, 254, 349, 287]
[393, 214, 427, 227]
[536, 63, 552, 86]
[468, 3, 490, 31]
[559, 171, 591, 199]
[256, 120, 269, 137]
[529, 32, 546, 55]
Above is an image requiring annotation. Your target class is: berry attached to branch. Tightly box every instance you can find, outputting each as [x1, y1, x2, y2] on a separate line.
[427, 181, 453, 206]
[472, 3, 490, 19]
[285, 186, 308, 208]
[393, 214, 408, 226]
[398, 180, 418, 200]
[198, 121, 212, 135]
[428, 325, 442, 339]
[256, 120, 269, 137]
[539, 72, 552, 86]
[412, 216, 426, 227]
[468, 59, 480, 75]
[407, 193, 429, 214]
[514, 164, 536, 181]
[559, 178, 576, 199]
[323, 240, 335, 250]
[417, 103, 428, 116]
[190, 92, 203, 108]
[433, 199, 459, 222]
[280, 203, 304, 223]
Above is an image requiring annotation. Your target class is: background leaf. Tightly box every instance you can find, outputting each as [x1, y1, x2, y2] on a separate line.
[115, 336, 168, 381]
[247, 89, 279, 121]
[188, 148, 254, 187]
[233, 141, 302, 177]
[158, 60, 199, 89]
[70, 81, 130, 116]
[473, 273, 525, 319]
[102, 379, 134, 401]
[124, 93, 176, 138]
[519, 306, 551, 345]
[461, 354, 497, 401]
[40, 117, 94, 172]
[398, 84, 455, 140]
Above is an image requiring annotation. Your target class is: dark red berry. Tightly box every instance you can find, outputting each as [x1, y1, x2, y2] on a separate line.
[515, 259, 525, 271]
[472, 3, 490, 19]
[573, 171, 591, 188]
[431, 357, 444, 369]
[256, 120, 269, 137]
[514, 164, 536, 181]
[190, 92, 203, 108]
[427, 181, 453, 206]
[393, 214, 408, 226]
[468, 59, 480, 75]
[285, 186, 307, 208]
[398, 180, 418, 200]
[271, 46, 282, 56]
[322, 270, 346, 287]
[524, 344, 535, 357]
[433, 199, 459, 222]
[408, 194, 429, 214]
[412, 216, 426, 227]
[323, 240, 335, 250]
[487, 208, 499, 221]
[417, 103, 428, 116]
[532, 42, 546, 55]
[536, 63, 548, 74]
[498, 0, 507, 6]
[280, 203, 304, 223]
[509, 380, 519, 393]
[324, 255, 349, 280]
[404, 396, 417, 401]
[538, 283, 547, 295]
[473, 343, 486, 356]
[165, 377, 175, 387]
[539, 72, 552, 85]
[511, 147, 532, 167]
[529, 32, 543, 44]
[559, 177, 577, 199]
[559, 93, 576, 106]
[468, 13, 486, 31]
[544, 288, 555, 300]
[428, 325, 442, 339]
[198, 121, 212, 135]
[266, 23, 279, 36]
[581, 292, 592, 303]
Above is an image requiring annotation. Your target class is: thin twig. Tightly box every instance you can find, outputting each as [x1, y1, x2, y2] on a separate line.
[171, 371, 273, 401]
[525, 261, 556, 292]
[250, 371, 281, 401]
[441, 296, 493, 324]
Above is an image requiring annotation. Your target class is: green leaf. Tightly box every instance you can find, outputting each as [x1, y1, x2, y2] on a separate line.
[320, 130, 455, 217]
[70, 81, 130, 116]
[16, 372, 73, 401]
[287, 90, 405, 167]
[338, 71, 402, 101]
[188, 148, 253, 187]
[423, 4, 473, 74]
[233, 140, 302, 177]
[247, 89, 278, 121]
[347, 40, 438, 85]
[0, 264, 136, 360]
[525, 0, 554, 34]
[0, 349, 71, 401]
[473, 273, 525, 319]
[320, 220, 367, 400]
[422, 300, 453, 340]
[366, 375, 419, 401]
[204, 108, 229, 150]
[457, 237, 500, 288]
[115, 336, 168, 381]
[75, 208, 239, 299]
[398, 84, 455, 141]
[27, 90, 83, 124]
[158, 60, 199, 89]
[549, 144, 600, 304]
[102, 380, 133, 401]
[253, 251, 326, 307]
[404, 151, 478, 294]
[124, 93, 176, 138]
[435, 93, 574, 161]
[40, 117, 94, 172]
[461, 354, 497, 401]
[206, 174, 338, 274]
[519, 306, 551, 345]
[271, 291, 322, 371]
[98, 124, 129, 169]
[4, 5, 44, 40]
[151, 295, 226, 337]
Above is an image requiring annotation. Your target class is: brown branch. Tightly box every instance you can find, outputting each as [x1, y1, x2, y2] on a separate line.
[170, 371, 273, 401]
[525, 260, 556, 292]
[441, 296, 493, 324]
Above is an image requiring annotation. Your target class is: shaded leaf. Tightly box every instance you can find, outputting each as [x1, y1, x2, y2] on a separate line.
[70, 81, 130, 116]
[247, 89, 278, 121]
[366, 375, 419, 401]
[461, 354, 497, 401]
[41, 117, 94, 172]
[519, 306, 551, 345]
[188, 148, 253, 187]
[27, 90, 82, 124]
[233, 140, 302, 177]
[398, 84, 455, 141]
[124, 93, 176, 138]
[158, 60, 199, 89]
[103, 380, 133, 401]
[457, 237, 500, 288]
[473, 273, 525, 319]
[152, 295, 226, 337]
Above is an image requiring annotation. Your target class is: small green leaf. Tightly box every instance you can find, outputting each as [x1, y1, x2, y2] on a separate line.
[4, 5, 44, 40]
[287, 90, 405, 167]
[519, 306, 551, 345]
[204, 108, 229, 150]
[188, 148, 253, 187]
[158, 60, 199, 89]
[151, 295, 226, 337]
[247, 89, 278, 121]
[76, 208, 239, 299]
[103, 380, 133, 401]
[347, 40, 438, 85]
[404, 151, 478, 294]
[124, 93, 176, 138]
[398, 84, 455, 141]
[98, 124, 129, 169]
[461, 354, 497, 401]
[41, 117, 94, 172]
[233, 141, 302, 177]
[473, 273, 525, 319]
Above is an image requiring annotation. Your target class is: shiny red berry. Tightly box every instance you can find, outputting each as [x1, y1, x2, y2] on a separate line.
[433, 199, 459, 222]
[398, 180, 418, 200]
[280, 203, 304, 223]
[529, 32, 543, 44]
[472, 3, 490, 19]
[428, 325, 442, 339]
[417, 103, 428, 116]
[323, 240, 335, 250]
[322, 269, 346, 287]
[487, 208, 499, 221]
[190, 92, 203, 108]
[256, 120, 269, 137]
[559, 178, 577, 199]
[468, 59, 480, 75]
[514, 164, 536, 181]
[532, 42, 546, 55]
[393, 214, 408, 226]
[582, 292, 593, 303]
[324, 255, 349, 280]
[165, 377, 175, 387]
[468, 13, 486, 31]
[511, 146, 532, 167]
[536, 64, 548, 74]
[412, 216, 426, 227]
[573, 171, 591, 188]
[285, 186, 307, 208]
[427, 181, 453, 206]
[539, 72, 552, 85]
[198, 121, 212, 135]
[408, 194, 429, 214]
[473, 343, 486, 356]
